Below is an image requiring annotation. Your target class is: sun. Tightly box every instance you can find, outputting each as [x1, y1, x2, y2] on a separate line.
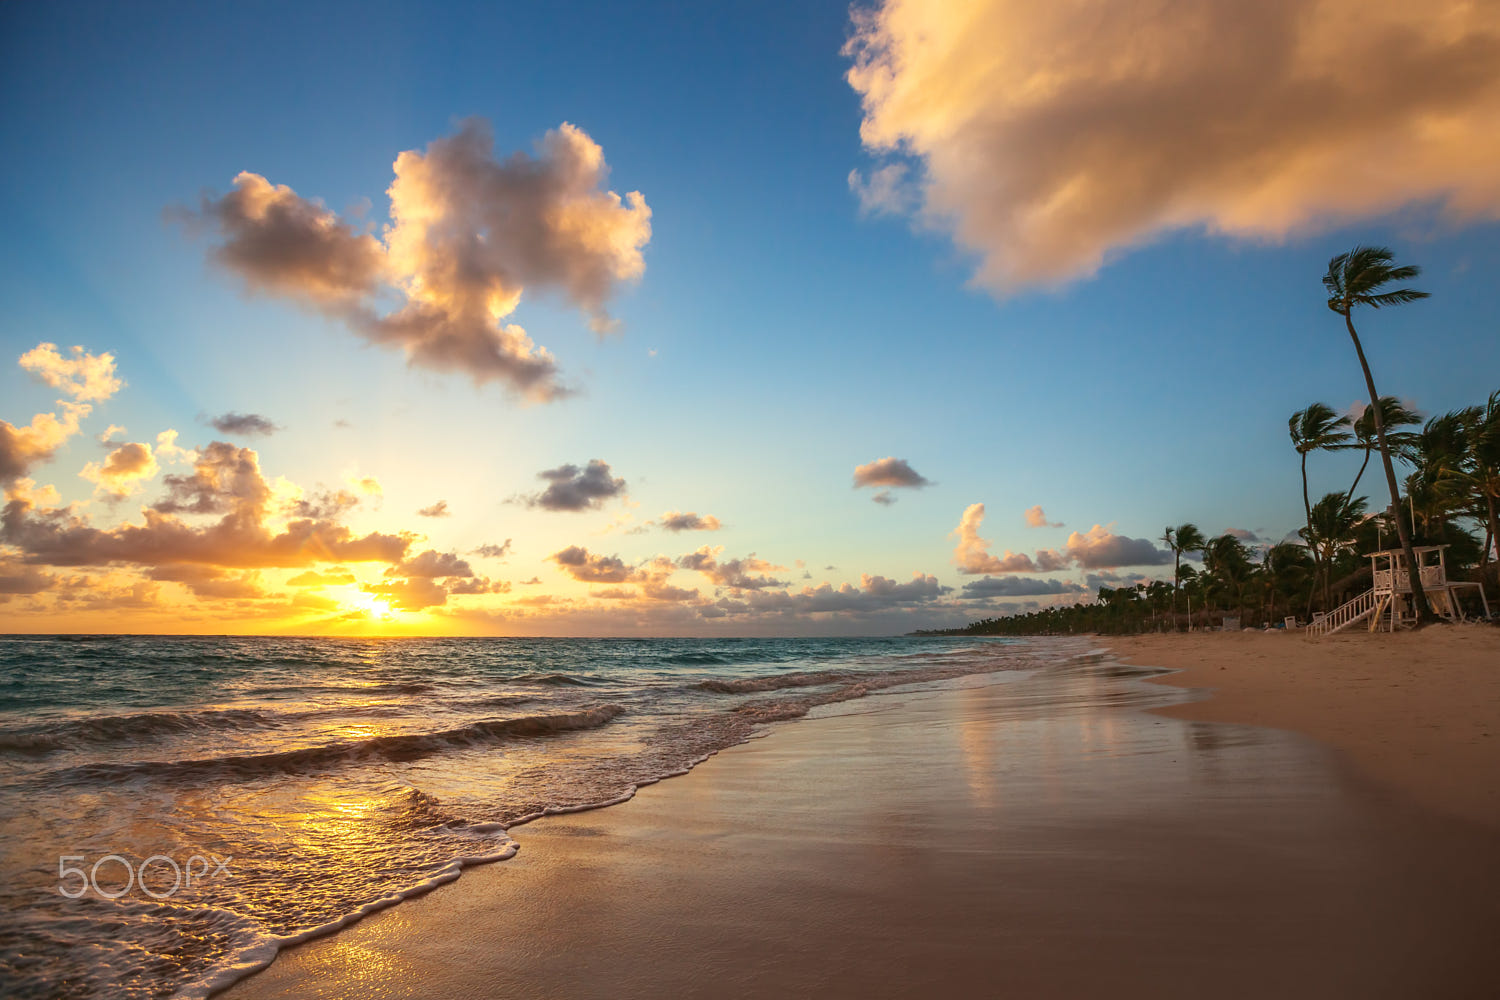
[338, 589, 398, 620]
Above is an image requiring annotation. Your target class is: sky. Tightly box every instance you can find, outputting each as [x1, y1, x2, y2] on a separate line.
[2, 0, 1498, 635]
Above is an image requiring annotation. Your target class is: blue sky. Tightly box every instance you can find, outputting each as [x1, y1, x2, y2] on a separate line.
[2, 0, 1497, 633]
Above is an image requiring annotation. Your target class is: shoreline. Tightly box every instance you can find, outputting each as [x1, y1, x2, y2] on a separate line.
[224, 643, 1500, 999]
[1104, 624, 1500, 833]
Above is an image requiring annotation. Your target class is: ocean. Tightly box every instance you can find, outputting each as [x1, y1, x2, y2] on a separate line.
[0, 634, 1082, 999]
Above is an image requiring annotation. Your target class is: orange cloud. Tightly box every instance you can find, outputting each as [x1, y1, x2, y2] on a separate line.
[3, 442, 412, 569]
[80, 441, 159, 498]
[1024, 505, 1062, 529]
[1, 403, 89, 485]
[847, 0, 1500, 289]
[951, 503, 1065, 575]
[184, 119, 651, 400]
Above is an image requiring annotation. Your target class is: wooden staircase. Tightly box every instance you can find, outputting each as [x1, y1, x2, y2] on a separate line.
[1305, 588, 1387, 638]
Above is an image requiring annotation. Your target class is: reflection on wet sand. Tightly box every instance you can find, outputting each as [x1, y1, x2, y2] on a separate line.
[228, 655, 1500, 1000]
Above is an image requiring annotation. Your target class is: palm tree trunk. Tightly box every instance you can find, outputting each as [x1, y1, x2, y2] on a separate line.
[1344, 312, 1437, 625]
[1346, 445, 1372, 506]
[1486, 494, 1498, 568]
[1301, 451, 1321, 617]
[1172, 549, 1181, 627]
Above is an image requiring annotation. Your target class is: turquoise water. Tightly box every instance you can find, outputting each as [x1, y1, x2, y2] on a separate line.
[0, 634, 1070, 998]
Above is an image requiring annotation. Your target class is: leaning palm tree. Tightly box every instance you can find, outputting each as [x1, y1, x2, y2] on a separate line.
[1323, 246, 1438, 625]
[1289, 403, 1352, 611]
[1160, 523, 1206, 625]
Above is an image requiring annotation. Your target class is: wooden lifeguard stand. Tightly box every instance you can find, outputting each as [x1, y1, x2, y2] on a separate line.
[1307, 545, 1491, 637]
[1368, 545, 1491, 629]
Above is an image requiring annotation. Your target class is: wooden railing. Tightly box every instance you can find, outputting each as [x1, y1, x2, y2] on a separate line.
[1373, 567, 1446, 592]
[1306, 588, 1379, 638]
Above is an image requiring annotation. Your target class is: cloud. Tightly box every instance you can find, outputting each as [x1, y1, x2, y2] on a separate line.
[678, 546, 787, 590]
[871, 490, 897, 506]
[186, 171, 386, 302]
[19, 343, 123, 402]
[1224, 527, 1261, 542]
[472, 540, 512, 559]
[348, 475, 383, 498]
[387, 549, 474, 579]
[711, 572, 949, 616]
[1, 402, 90, 486]
[952, 505, 1169, 574]
[848, 162, 918, 216]
[1085, 571, 1152, 592]
[446, 576, 510, 596]
[364, 576, 449, 611]
[183, 119, 651, 399]
[3, 441, 412, 569]
[146, 564, 267, 600]
[0, 559, 53, 597]
[550, 545, 633, 584]
[1063, 525, 1172, 569]
[2, 343, 121, 485]
[210, 412, 280, 437]
[98, 425, 126, 444]
[416, 500, 450, 518]
[853, 456, 931, 489]
[845, 0, 1500, 290]
[286, 568, 357, 587]
[80, 441, 159, 498]
[1024, 505, 1063, 529]
[959, 576, 1087, 598]
[155, 430, 196, 465]
[658, 511, 722, 532]
[950, 503, 1065, 575]
[524, 460, 627, 512]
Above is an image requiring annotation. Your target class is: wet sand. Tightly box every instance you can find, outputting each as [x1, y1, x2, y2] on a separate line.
[224, 651, 1500, 999]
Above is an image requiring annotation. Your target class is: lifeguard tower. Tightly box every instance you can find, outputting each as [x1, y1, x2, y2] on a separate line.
[1306, 545, 1491, 637]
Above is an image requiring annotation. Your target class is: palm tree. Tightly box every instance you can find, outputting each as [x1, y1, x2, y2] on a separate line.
[1346, 397, 1421, 507]
[1435, 391, 1500, 581]
[1289, 403, 1352, 611]
[1261, 542, 1315, 622]
[1323, 246, 1438, 625]
[1160, 522, 1206, 625]
[1204, 534, 1255, 623]
[1300, 492, 1369, 610]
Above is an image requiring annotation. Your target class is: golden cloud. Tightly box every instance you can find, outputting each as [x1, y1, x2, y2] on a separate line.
[847, 0, 1500, 288]
[185, 119, 651, 400]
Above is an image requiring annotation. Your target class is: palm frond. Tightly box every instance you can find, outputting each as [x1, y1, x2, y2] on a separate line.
[1359, 288, 1430, 308]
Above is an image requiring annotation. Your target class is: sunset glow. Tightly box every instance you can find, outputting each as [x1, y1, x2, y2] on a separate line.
[2, 1, 1497, 637]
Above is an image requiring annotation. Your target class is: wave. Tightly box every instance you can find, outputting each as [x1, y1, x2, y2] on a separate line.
[658, 652, 731, 665]
[693, 669, 855, 694]
[462, 694, 534, 710]
[47, 705, 626, 783]
[0, 708, 276, 755]
[514, 672, 596, 686]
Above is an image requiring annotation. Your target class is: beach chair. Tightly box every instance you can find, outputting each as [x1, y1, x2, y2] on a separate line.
[1283, 616, 1297, 629]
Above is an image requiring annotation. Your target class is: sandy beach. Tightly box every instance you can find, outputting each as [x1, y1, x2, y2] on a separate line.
[1119, 624, 1500, 832]
[224, 635, 1500, 1000]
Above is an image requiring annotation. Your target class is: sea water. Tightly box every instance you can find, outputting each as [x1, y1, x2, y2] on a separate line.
[0, 634, 1083, 998]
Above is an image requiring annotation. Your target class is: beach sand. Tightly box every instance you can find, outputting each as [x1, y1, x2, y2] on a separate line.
[224, 643, 1500, 999]
[1118, 623, 1500, 832]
